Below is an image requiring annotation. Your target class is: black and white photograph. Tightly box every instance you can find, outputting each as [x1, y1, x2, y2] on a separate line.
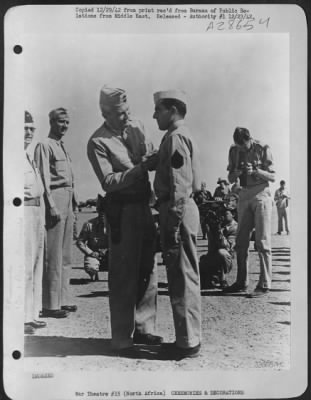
[2, 4, 308, 400]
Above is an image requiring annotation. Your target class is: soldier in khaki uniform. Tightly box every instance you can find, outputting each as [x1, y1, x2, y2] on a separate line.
[153, 90, 201, 359]
[35, 108, 76, 318]
[24, 111, 47, 334]
[224, 127, 275, 297]
[87, 85, 162, 353]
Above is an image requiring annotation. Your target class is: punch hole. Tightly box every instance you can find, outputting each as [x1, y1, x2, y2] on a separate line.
[13, 197, 22, 207]
[13, 45, 23, 54]
[12, 350, 21, 360]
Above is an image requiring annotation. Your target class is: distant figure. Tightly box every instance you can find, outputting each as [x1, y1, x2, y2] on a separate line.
[224, 127, 275, 298]
[213, 177, 230, 201]
[76, 195, 109, 281]
[200, 209, 237, 289]
[35, 107, 77, 318]
[24, 111, 46, 334]
[193, 182, 213, 239]
[193, 182, 212, 205]
[274, 180, 290, 235]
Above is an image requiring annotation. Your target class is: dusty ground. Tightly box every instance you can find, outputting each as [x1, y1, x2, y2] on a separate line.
[24, 209, 290, 371]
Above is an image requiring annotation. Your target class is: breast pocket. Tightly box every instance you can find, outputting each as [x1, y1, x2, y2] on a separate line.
[55, 159, 67, 173]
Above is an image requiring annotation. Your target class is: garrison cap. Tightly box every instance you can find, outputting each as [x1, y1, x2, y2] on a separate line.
[25, 111, 34, 123]
[49, 107, 69, 121]
[99, 85, 128, 112]
[153, 90, 187, 105]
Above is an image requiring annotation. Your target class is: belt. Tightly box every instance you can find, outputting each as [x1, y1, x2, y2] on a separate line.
[24, 198, 40, 206]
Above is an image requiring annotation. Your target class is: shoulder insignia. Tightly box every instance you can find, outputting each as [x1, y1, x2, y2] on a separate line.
[171, 150, 184, 169]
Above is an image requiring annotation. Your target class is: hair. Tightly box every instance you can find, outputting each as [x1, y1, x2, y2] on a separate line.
[49, 107, 68, 122]
[160, 98, 187, 117]
[233, 127, 251, 145]
[280, 180, 285, 185]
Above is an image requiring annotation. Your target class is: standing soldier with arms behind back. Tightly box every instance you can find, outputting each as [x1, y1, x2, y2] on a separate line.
[34, 108, 76, 318]
[87, 85, 162, 354]
[224, 127, 275, 297]
[153, 90, 201, 359]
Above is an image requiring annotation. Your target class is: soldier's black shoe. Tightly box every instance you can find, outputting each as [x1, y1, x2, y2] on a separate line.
[24, 323, 36, 335]
[114, 346, 139, 358]
[162, 343, 201, 360]
[41, 309, 69, 318]
[61, 305, 77, 312]
[133, 332, 163, 345]
[222, 282, 248, 293]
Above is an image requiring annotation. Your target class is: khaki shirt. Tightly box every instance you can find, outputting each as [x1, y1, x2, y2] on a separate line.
[34, 133, 74, 209]
[274, 188, 290, 209]
[87, 119, 153, 195]
[154, 120, 201, 228]
[24, 151, 44, 201]
[227, 140, 274, 187]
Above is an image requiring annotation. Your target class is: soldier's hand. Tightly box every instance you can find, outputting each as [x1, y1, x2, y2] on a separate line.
[49, 206, 61, 222]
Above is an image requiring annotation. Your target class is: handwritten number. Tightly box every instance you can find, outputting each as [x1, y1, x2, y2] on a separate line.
[228, 19, 234, 30]
[236, 19, 242, 30]
[259, 17, 270, 28]
[244, 17, 255, 31]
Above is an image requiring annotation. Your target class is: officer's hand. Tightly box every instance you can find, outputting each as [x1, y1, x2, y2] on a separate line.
[91, 251, 100, 259]
[50, 207, 61, 222]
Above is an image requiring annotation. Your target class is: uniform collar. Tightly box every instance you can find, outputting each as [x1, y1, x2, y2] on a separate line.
[167, 119, 185, 135]
[104, 121, 130, 137]
[48, 131, 64, 144]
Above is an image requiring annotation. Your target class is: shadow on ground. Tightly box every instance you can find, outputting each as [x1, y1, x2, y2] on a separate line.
[24, 336, 177, 361]
[78, 291, 109, 298]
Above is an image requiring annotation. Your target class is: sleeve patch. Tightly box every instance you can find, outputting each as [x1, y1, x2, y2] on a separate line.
[171, 150, 184, 169]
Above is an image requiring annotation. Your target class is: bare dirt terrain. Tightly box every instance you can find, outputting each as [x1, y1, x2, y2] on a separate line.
[24, 209, 290, 372]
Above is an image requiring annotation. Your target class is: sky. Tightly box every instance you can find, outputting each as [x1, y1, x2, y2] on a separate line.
[24, 32, 289, 200]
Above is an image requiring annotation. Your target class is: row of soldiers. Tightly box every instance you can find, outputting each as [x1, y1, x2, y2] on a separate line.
[24, 86, 278, 360]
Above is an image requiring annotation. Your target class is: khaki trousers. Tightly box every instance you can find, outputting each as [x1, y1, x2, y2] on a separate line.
[108, 203, 157, 350]
[235, 184, 273, 289]
[43, 187, 73, 310]
[24, 204, 45, 322]
[159, 198, 201, 349]
[277, 207, 289, 233]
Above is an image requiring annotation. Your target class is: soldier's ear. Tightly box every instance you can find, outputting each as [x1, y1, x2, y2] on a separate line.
[171, 105, 178, 116]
